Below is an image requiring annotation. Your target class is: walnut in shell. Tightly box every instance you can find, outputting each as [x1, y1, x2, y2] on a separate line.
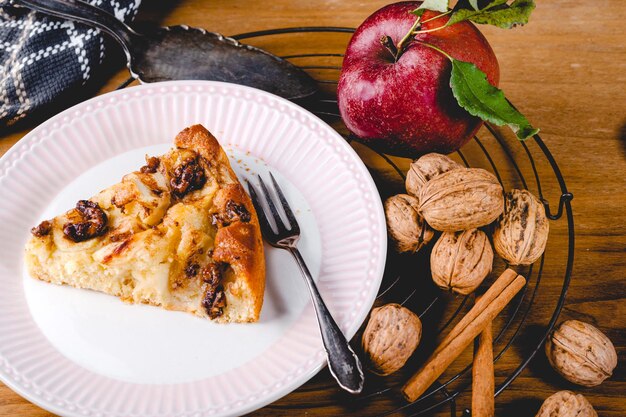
[535, 391, 597, 417]
[546, 320, 617, 387]
[430, 229, 493, 295]
[417, 168, 504, 232]
[362, 303, 422, 376]
[406, 153, 462, 197]
[385, 194, 434, 253]
[493, 189, 549, 266]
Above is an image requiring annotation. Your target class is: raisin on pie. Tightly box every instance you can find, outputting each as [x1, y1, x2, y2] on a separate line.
[25, 125, 265, 323]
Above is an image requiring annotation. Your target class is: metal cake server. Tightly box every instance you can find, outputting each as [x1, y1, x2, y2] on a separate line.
[16, 0, 318, 100]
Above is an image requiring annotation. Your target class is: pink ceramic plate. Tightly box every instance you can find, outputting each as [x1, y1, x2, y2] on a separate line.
[0, 81, 386, 417]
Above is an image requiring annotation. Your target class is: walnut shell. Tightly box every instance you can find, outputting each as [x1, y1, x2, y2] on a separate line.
[535, 391, 597, 417]
[385, 194, 434, 253]
[362, 303, 422, 376]
[546, 320, 617, 387]
[430, 229, 493, 295]
[417, 168, 504, 232]
[493, 189, 549, 266]
[406, 153, 462, 197]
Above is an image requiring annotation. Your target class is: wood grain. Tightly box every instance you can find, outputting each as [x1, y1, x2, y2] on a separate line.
[1, 0, 625, 416]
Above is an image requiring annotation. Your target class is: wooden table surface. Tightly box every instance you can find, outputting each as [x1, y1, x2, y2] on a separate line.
[1, 1, 624, 416]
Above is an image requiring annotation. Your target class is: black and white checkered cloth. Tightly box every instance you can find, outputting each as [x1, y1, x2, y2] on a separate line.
[0, 0, 141, 128]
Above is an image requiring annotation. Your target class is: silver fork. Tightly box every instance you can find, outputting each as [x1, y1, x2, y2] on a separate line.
[246, 173, 364, 394]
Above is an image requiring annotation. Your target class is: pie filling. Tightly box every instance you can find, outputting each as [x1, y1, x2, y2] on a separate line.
[26, 139, 258, 322]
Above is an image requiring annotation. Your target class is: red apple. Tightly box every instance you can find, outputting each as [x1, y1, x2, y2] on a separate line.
[338, 1, 500, 157]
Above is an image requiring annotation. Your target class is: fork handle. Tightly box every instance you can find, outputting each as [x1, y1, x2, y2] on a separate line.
[288, 248, 364, 394]
[15, 0, 138, 51]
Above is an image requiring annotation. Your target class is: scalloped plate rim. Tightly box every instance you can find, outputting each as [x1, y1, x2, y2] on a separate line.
[0, 80, 387, 417]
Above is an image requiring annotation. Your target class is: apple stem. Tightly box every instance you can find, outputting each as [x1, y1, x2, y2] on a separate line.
[380, 35, 399, 61]
[394, 11, 452, 60]
[413, 25, 449, 35]
[414, 40, 453, 61]
[395, 17, 422, 58]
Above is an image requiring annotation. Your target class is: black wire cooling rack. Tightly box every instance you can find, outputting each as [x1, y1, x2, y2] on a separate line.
[118, 26, 575, 417]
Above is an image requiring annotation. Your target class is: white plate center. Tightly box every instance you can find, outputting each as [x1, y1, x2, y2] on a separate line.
[23, 145, 322, 384]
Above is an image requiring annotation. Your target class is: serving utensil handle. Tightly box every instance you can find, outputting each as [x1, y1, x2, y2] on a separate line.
[15, 0, 138, 53]
[288, 248, 364, 394]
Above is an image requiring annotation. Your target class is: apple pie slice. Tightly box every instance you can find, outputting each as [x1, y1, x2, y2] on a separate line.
[25, 125, 265, 323]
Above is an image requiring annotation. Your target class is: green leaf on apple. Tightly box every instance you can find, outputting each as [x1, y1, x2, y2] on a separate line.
[411, 0, 449, 17]
[469, 0, 535, 28]
[449, 0, 535, 28]
[449, 59, 539, 140]
[451, 0, 508, 16]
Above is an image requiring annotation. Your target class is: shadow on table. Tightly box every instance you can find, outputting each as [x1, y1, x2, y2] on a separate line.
[500, 397, 543, 417]
[516, 324, 565, 386]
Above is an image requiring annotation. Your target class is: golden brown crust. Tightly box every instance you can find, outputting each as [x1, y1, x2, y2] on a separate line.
[175, 124, 236, 183]
[175, 125, 222, 159]
[212, 184, 265, 320]
[175, 124, 265, 320]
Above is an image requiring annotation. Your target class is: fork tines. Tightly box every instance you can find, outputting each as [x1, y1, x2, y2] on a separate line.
[246, 173, 300, 239]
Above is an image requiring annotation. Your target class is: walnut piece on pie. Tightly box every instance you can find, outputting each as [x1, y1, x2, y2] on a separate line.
[62, 200, 109, 242]
[25, 124, 265, 323]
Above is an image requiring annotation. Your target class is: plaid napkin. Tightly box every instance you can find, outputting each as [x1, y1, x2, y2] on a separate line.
[0, 0, 141, 128]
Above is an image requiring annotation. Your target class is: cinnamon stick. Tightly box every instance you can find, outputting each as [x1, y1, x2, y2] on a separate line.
[434, 269, 517, 355]
[402, 269, 525, 402]
[472, 296, 495, 417]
